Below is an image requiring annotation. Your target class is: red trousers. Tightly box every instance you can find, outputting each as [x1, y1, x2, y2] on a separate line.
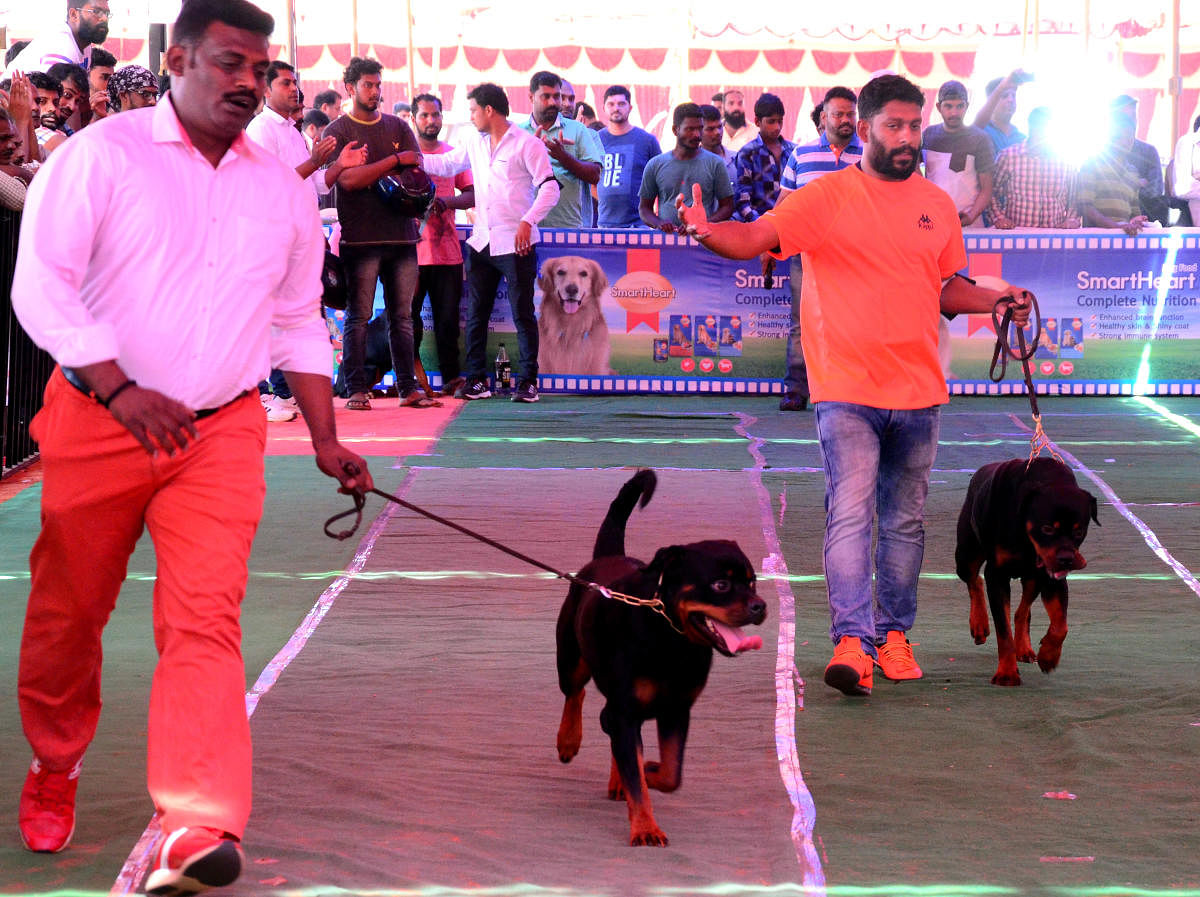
[19, 368, 266, 837]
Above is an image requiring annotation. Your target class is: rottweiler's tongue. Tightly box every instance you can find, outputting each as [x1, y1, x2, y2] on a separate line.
[710, 619, 762, 654]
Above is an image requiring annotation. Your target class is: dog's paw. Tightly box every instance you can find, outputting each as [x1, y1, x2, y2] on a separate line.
[607, 781, 626, 801]
[991, 667, 1022, 687]
[630, 825, 669, 847]
[1037, 641, 1062, 673]
[1016, 645, 1037, 663]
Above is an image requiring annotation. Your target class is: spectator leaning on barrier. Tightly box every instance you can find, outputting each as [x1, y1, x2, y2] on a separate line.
[520, 70, 603, 229]
[640, 102, 734, 233]
[923, 79, 995, 228]
[411, 91, 475, 398]
[597, 84, 661, 228]
[419, 82, 560, 404]
[1077, 109, 1150, 235]
[774, 85, 863, 412]
[4, 0, 109, 76]
[674, 73, 1033, 699]
[988, 106, 1080, 229]
[1110, 94, 1169, 226]
[10, 0, 373, 888]
[700, 102, 738, 189]
[324, 55, 425, 411]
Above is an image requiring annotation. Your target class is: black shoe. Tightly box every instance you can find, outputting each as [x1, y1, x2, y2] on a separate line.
[456, 378, 492, 400]
[511, 380, 539, 403]
[779, 392, 808, 411]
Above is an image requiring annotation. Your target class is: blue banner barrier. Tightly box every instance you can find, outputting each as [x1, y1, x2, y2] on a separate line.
[330, 226, 1200, 396]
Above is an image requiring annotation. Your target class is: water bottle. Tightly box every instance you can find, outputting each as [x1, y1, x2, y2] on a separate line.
[494, 343, 511, 394]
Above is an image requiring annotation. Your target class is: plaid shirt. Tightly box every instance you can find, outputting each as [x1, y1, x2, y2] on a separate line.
[733, 135, 797, 221]
[988, 142, 1078, 228]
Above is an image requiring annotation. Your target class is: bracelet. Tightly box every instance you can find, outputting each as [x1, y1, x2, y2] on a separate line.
[100, 379, 137, 408]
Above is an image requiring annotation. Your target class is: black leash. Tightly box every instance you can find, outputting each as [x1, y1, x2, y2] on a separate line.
[323, 468, 682, 631]
[985, 288, 1062, 464]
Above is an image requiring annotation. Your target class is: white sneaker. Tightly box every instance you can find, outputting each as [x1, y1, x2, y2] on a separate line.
[263, 394, 299, 422]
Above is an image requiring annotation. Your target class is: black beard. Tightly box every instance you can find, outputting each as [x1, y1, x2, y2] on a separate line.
[725, 110, 746, 130]
[870, 142, 919, 180]
[78, 21, 108, 45]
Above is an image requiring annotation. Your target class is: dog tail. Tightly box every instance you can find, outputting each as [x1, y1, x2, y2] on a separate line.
[593, 469, 656, 560]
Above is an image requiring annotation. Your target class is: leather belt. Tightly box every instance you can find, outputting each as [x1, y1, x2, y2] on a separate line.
[61, 367, 253, 419]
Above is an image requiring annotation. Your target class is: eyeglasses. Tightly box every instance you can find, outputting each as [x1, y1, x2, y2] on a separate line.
[132, 89, 158, 101]
[81, 6, 113, 19]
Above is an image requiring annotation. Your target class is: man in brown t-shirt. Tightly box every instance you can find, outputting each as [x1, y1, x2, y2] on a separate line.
[324, 56, 425, 409]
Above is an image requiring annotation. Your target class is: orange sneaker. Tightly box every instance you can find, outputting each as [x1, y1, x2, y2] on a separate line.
[876, 630, 923, 681]
[824, 636, 873, 696]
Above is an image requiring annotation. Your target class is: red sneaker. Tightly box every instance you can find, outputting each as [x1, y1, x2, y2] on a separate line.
[876, 630, 924, 681]
[824, 635, 874, 696]
[18, 757, 80, 853]
[144, 826, 244, 896]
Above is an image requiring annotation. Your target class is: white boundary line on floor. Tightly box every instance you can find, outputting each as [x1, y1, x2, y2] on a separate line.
[108, 471, 413, 896]
[1009, 414, 1200, 599]
[733, 411, 826, 894]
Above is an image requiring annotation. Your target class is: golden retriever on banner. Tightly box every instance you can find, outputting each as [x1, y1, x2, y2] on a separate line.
[538, 256, 613, 376]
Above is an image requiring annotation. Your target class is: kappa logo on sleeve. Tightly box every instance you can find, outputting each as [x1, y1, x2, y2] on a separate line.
[917, 212, 935, 231]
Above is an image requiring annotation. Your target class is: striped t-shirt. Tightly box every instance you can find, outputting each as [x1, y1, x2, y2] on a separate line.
[780, 134, 864, 191]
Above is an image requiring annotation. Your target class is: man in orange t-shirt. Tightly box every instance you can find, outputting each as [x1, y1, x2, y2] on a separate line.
[676, 74, 1032, 698]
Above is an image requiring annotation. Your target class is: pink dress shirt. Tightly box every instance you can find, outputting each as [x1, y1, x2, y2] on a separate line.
[12, 95, 330, 410]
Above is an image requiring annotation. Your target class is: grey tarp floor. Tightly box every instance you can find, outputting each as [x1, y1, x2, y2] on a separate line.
[4, 395, 1200, 897]
[239, 467, 801, 896]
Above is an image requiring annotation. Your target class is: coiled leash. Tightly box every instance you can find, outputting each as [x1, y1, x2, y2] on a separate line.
[323, 466, 683, 633]
[986, 287, 1062, 466]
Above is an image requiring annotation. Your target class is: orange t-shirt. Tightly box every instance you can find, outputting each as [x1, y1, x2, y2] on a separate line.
[764, 164, 966, 409]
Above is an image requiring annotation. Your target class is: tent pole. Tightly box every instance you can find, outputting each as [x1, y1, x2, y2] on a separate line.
[351, 0, 359, 57]
[285, 0, 297, 68]
[407, 0, 416, 102]
[1171, 0, 1181, 148]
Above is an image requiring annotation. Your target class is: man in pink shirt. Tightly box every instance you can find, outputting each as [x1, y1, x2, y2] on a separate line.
[10, 1, 372, 892]
[411, 92, 475, 396]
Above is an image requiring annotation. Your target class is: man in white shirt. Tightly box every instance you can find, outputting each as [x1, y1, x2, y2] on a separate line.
[418, 82, 560, 403]
[4, 0, 110, 75]
[245, 59, 366, 421]
[1172, 115, 1200, 225]
[10, 2, 372, 892]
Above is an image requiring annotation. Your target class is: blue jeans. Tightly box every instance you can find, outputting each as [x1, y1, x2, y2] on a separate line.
[342, 243, 419, 396]
[814, 402, 941, 656]
[782, 256, 808, 397]
[465, 245, 538, 384]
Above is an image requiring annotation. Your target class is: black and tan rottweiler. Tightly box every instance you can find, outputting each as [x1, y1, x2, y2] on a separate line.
[555, 469, 766, 846]
[955, 457, 1099, 686]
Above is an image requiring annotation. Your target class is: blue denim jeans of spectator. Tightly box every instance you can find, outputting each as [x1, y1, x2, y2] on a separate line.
[257, 368, 291, 399]
[412, 263, 464, 383]
[814, 401, 941, 657]
[464, 245, 538, 384]
[342, 243, 419, 396]
[783, 256, 808, 397]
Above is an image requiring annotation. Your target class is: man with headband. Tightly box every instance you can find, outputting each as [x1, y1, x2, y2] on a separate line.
[107, 64, 159, 113]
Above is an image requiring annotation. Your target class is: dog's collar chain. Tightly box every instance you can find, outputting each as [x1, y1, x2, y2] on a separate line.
[324, 478, 685, 633]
